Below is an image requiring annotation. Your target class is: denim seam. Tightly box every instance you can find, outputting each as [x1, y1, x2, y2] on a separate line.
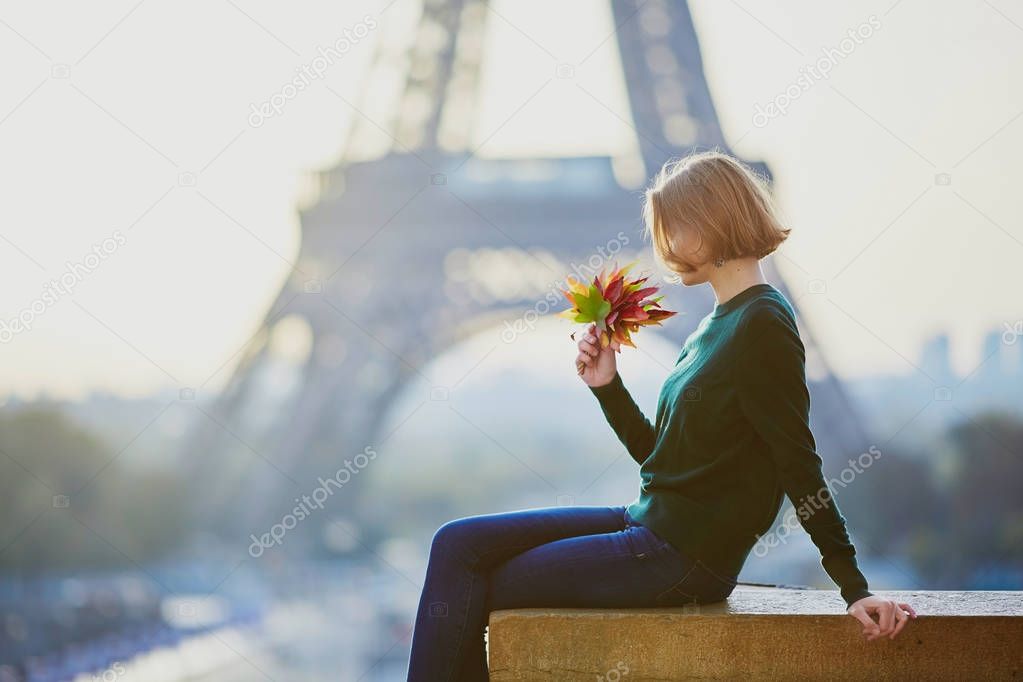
[662, 586, 698, 603]
[695, 559, 738, 587]
[623, 525, 673, 559]
[499, 549, 635, 597]
[442, 565, 475, 682]
[636, 540, 687, 585]
[445, 541, 538, 682]
[655, 563, 698, 602]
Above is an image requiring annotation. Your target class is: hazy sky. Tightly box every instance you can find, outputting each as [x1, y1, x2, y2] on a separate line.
[2, 0, 1021, 399]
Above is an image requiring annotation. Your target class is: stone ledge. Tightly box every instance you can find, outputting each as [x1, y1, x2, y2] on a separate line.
[487, 587, 1023, 681]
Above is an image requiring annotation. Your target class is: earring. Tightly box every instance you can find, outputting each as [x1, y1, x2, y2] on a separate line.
[714, 256, 725, 268]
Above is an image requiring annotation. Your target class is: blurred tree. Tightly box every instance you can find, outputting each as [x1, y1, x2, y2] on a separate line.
[835, 444, 945, 554]
[842, 411, 1023, 587]
[941, 412, 1023, 585]
[0, 409, 188, 572]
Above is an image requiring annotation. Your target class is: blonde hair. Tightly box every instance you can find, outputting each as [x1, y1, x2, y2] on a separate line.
[643, 150, 789, 274]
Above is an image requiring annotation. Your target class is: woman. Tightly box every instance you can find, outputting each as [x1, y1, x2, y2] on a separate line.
[406, 151, 917, 681]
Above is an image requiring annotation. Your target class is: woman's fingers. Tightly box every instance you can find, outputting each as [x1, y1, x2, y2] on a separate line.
[575, 325, 614, 355]
[577, 335, 599, 357]
[877, 601, 895, 636]
[847, 604, 880, 639]
[849, 598, 917, 641]
[889, 602, 917, 639]
[576, 351, 594, 368]
[890, 606, 910, 639]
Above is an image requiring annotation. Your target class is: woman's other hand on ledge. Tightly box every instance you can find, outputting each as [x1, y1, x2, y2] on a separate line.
[848, 595, 918, 641]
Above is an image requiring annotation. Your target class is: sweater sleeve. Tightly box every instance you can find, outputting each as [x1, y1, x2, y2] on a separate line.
[734, 304, 873, 608]
[589, 372, 657, 465]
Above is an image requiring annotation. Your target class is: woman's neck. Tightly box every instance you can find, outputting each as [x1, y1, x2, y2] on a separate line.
[708, 258, 768, 306]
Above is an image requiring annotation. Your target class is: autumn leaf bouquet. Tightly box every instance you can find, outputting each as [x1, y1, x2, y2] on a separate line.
[558, 262, 677, 373]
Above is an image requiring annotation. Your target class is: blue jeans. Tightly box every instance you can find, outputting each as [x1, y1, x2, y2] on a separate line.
[405, 505, 738, 681]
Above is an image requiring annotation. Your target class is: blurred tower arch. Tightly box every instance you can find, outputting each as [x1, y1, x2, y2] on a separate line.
[186, 0, 872, 538]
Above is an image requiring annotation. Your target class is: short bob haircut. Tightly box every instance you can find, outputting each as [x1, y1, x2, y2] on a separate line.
[643, 150, 790, 274]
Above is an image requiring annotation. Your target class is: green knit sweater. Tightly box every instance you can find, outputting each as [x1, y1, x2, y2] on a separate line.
[590, 283, 872, 607]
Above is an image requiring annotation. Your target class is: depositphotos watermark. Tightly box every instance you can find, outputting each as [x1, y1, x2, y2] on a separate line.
[248, 446, 377, 557]
[0, 230, 127, 344]
[500, 231, 631, 344]
[752, 15, 881, 128]
[248, 14, 378, 128]
[597, 661, 630, 682]
[1003, 320, 1022, 345]
[752, 445, 882, 557]
[89, 662, 126, 682]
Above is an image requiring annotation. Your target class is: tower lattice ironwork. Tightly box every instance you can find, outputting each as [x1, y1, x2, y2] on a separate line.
[185, 0, 871, 539]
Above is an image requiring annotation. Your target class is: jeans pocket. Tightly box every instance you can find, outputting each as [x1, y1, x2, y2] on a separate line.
[696, 560, 738, 602]
[625, 526, 696, 589]
[623, 523, 669, 558]
[695, 560, 738, 588]
[655, 559, 738, 605]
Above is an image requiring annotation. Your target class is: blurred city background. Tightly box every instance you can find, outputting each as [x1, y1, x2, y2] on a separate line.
[2, 0, 1022, 679]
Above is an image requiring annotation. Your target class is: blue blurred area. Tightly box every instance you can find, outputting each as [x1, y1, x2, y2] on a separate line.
[0, 557, 418, 681]
[0, 560, 262, 681]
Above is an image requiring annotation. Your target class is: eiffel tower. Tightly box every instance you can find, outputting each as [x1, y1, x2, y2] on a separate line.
[188, 0, 870, 538]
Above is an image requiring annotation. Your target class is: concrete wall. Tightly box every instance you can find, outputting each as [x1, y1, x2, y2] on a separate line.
[488, 586, 1023, 681]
